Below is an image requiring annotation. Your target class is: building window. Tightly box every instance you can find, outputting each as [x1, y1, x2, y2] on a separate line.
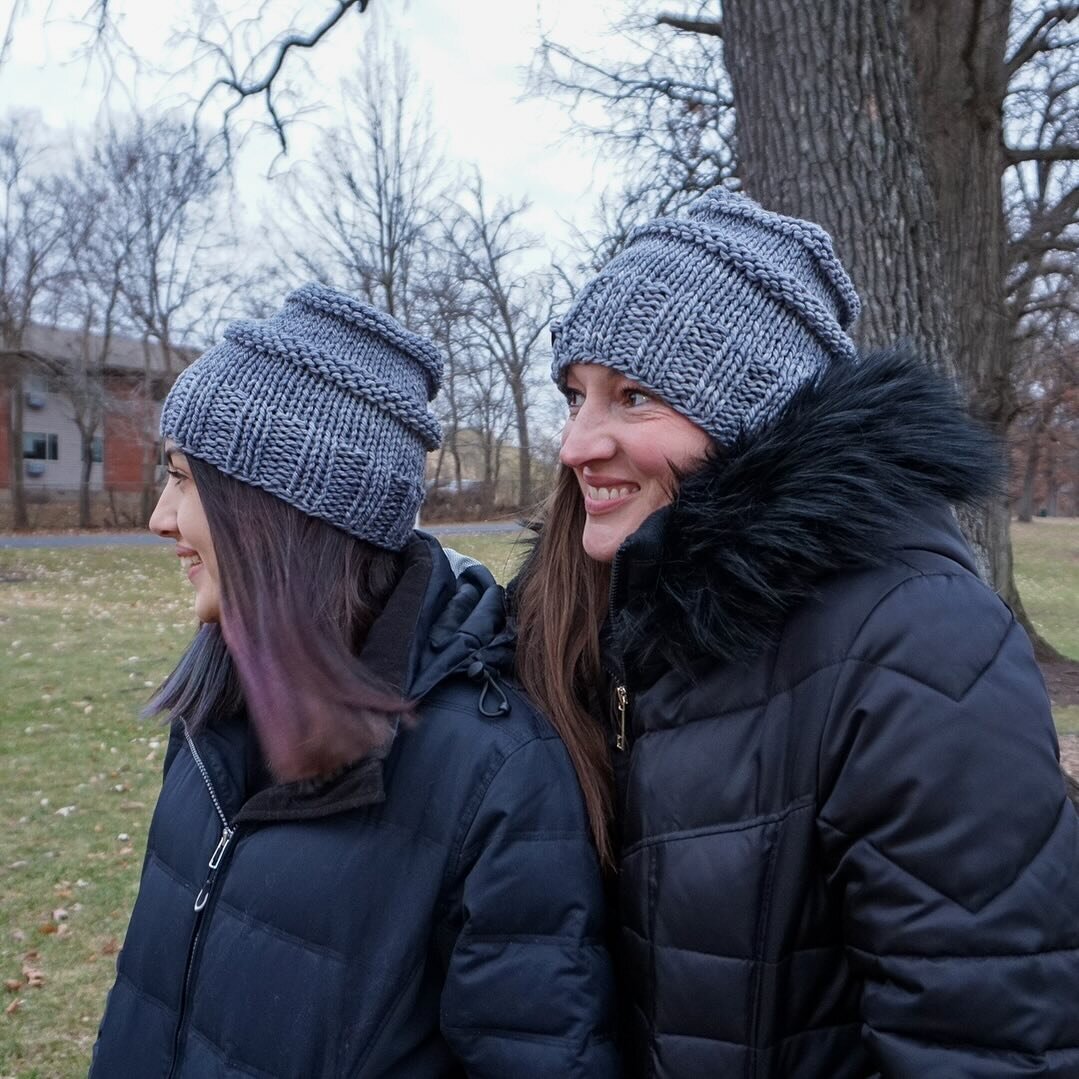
[91, 435, 104, 464]
[23, 432, 59, 461]
[25, 371, 59, 395]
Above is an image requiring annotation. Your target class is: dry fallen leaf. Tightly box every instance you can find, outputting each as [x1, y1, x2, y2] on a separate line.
[100, 937, 120, 956]
[21, 965, 44, 989]
[4, 998, 21, 1016]
[37, 924, 57, 936]
[3, 979, 21, 993]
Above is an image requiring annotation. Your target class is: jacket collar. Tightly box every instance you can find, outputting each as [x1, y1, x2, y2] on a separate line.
[189, 531, 511, 822]
[608, 347, 1001, 681]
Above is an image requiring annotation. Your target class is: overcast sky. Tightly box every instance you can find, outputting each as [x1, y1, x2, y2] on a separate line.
[0, 0, 631, 254]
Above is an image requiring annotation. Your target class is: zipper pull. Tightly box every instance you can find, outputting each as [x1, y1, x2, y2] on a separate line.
[615, 685, 628, 751]
[194, 826, 234, 912]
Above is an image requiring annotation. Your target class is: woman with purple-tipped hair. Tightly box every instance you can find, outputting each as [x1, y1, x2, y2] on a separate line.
[90, 283, 618, 1078]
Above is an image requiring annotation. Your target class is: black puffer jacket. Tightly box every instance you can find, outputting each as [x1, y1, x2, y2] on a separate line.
[91, 534, 618, 1078]
[603, 350, 1079, 1077]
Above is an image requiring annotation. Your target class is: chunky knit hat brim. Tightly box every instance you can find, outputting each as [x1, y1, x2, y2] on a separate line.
[161, 283, 443, 551]
[551, 188, 861, 446]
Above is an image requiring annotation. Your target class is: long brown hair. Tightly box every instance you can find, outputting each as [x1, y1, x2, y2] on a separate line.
[148, 457, 410, 781]
[514, 466, 614, 867]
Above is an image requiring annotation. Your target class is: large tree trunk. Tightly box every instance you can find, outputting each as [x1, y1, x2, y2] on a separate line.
[722, 0, 957, 369]
[721, 0, 1052, 649]
[905, 0, 1046, 639]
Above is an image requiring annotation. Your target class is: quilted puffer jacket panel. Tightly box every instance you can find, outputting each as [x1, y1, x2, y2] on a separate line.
[92, 534, 618, 1078]
[598, 350, 1079, 1077]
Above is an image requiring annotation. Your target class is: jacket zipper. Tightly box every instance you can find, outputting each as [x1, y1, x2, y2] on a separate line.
[184, 731, 236, 911]
[609, 550, 631, 752]
[167, 729, 238, 1079]
[615, 685, 629, 751]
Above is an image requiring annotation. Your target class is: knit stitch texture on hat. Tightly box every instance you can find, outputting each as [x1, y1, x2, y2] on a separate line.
[551, 188, 861, 445]
[161, 282, 443, 551]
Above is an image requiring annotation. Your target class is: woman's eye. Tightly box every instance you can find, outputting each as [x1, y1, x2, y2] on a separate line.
[165, 468, 187, 484]
[565, 389, 583, 410]
[625, 389, 651, 407]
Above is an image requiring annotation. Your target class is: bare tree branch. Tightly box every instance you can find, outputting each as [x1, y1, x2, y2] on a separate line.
[0, 0, 29, 68]
[1005, 143, 1079, 166]
[655, 13, 723, 38]
[1005, 3, 1079, 79]
[195, 0, 370, 152]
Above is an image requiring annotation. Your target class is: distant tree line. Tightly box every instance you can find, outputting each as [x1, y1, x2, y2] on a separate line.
[0, 35, 566, 529]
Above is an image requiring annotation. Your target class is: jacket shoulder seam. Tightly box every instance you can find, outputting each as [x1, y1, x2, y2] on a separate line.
[442, 732, 564, 887]
[818, 796, 1069, 913]
[843, 571, 1013, 702]
[847, 942, 1079, 962]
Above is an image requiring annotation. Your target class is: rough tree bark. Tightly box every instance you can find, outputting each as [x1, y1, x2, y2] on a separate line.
[722, 1, 957, 369]
[905, 0, 1051, 647]
[722, 0, 1059, 652]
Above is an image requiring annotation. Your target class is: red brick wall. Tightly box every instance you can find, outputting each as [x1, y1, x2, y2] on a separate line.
[105, 379, 156, 493]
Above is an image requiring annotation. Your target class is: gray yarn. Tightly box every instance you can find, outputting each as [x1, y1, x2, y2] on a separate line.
[161, 282, 443, 551]
[551, 188, 861, 445]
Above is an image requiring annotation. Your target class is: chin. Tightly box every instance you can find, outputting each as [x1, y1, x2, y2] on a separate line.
[581, 525, 621, 564]
[194, 598, 221, 624]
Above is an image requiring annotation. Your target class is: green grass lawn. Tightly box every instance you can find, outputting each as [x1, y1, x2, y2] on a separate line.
[1012, 519, 1079, 733]
[0, 522, 1075, 1077]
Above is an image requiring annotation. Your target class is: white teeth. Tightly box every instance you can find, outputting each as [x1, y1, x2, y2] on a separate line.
[587, 485, 635, 501]
[179, 554, 203, 571]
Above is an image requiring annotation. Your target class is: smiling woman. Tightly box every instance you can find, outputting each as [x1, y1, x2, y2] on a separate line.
[512, 188, 1079, 1077]
[560, 365, 713, 562]
[89, 283, 618, 1079]
[150, 447, 221, 623]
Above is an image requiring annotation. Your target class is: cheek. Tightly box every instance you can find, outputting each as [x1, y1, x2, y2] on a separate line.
[643, 420, 712, 477]
[628, 442, 685, 486]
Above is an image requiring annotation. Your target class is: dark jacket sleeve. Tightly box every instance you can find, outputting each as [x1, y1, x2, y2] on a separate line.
[817, 569, 1079, 1077]
[439, 729, 619, 1078]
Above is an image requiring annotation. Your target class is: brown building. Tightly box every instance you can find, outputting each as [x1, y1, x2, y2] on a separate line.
[1, 324, 196, 521]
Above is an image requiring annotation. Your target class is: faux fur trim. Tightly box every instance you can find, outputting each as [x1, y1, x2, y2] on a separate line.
[610, 347, 1003, 674]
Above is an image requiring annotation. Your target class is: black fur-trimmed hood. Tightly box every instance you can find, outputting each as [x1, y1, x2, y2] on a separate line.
[609, 347, 1002, 677]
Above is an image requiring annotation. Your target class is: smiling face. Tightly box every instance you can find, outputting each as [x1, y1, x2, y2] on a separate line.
[559, 364, 713, 563]
[148, 445, 221, 623]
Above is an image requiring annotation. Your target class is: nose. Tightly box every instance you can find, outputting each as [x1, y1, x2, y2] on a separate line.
[148, 483, 177, 538]
[559, 400, 617, 470]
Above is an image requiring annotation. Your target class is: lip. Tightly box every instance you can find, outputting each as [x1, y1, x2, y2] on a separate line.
[176, 545, 203, 582]
[580, 473, 640, 515]
[583, 492, 636, 515]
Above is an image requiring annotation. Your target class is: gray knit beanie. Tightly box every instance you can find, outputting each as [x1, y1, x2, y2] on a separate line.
[551, 188, 861, 445]
[161, 282, 443, 551]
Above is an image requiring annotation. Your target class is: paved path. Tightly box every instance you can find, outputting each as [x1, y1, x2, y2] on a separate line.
[0, 522, 524, 549]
